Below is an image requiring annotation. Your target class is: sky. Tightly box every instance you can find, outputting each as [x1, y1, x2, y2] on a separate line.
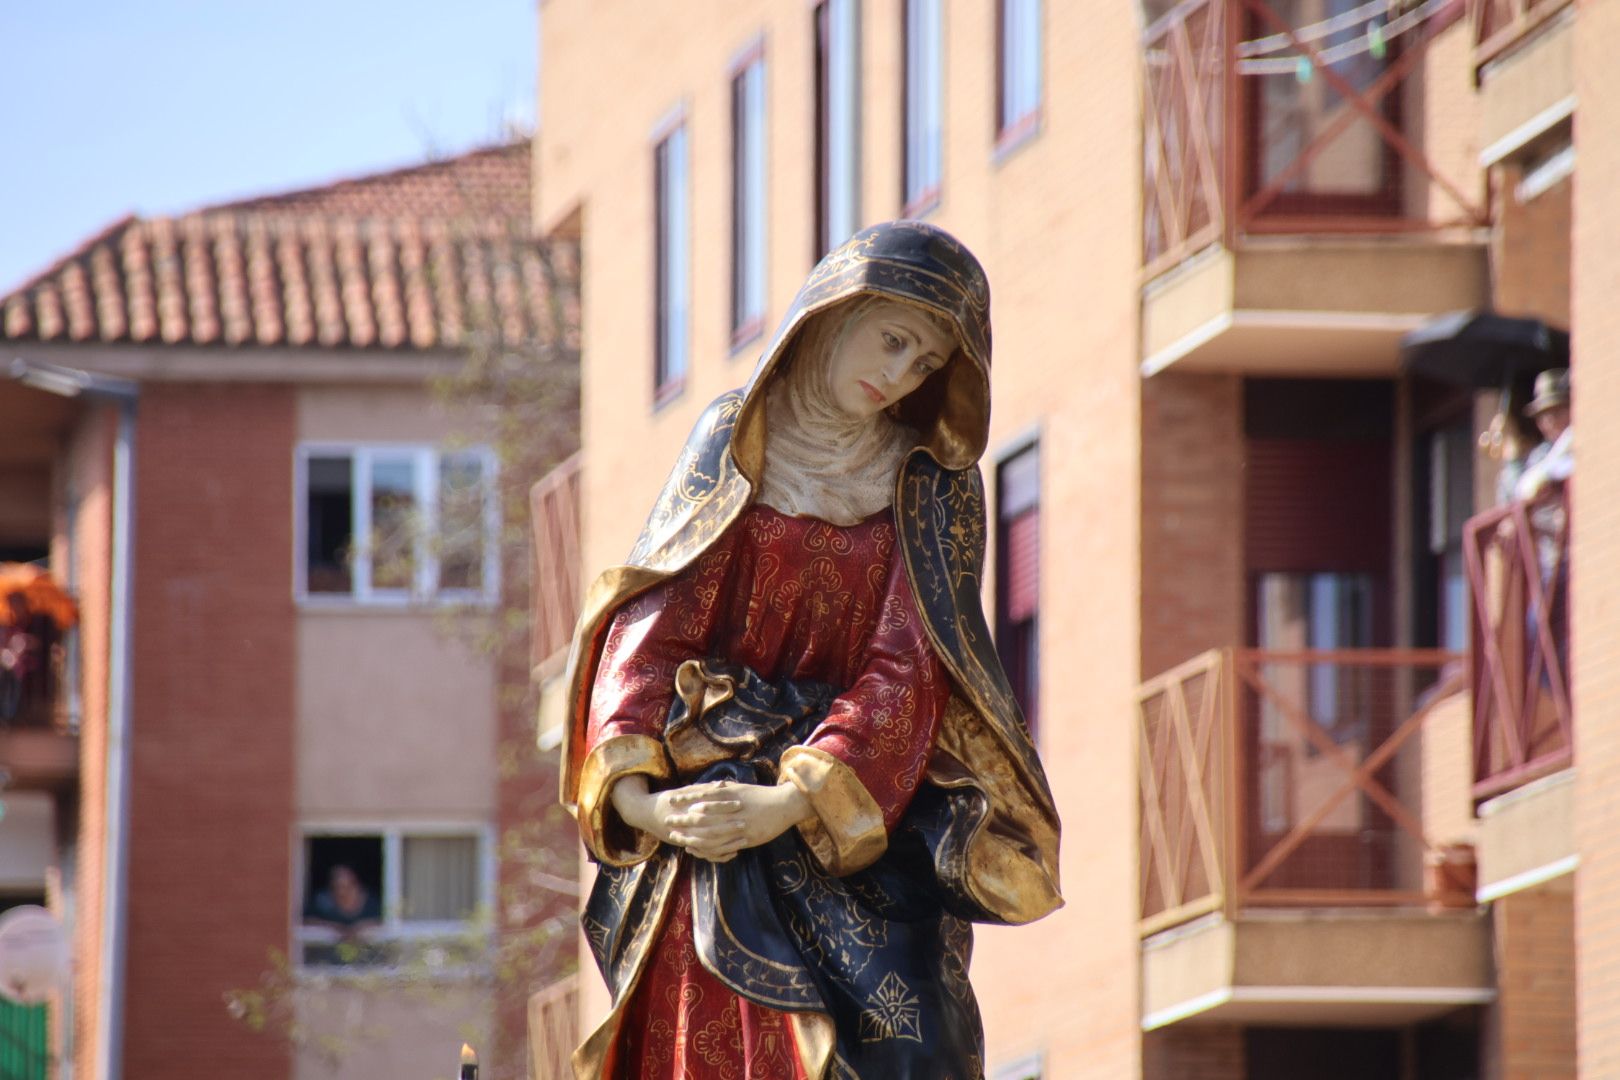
[0, 1, 537, 293]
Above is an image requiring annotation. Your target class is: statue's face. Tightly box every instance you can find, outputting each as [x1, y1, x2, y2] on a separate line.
[825, 301, 954, 419]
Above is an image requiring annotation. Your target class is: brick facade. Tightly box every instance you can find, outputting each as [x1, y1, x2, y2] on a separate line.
[1139, 374, 1245, 680]
[1141, 1025, 1244, 1080]
[1572, 0, 1620, 1075]
[122, 384, 296, 1078]
[1489, 885, 1576, 1080]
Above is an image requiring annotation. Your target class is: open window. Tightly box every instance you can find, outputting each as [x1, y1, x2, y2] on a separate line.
[297, 827, 490, 968]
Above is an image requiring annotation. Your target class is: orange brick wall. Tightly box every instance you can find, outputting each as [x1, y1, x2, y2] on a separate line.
[1491, 170, 1572, 328]
[1572, 1, 1620, 1076]
[1489, 885, 1576, 1080]
[1140, 374, 1245, 681]
[122, 384, 296, 1078]
[1141, 1025, 1244, 1080]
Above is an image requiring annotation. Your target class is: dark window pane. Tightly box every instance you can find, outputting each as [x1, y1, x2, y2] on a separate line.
[305, 455, 353, 594]
[302, 834, 386, 967]
[996, 443, 1041, 736]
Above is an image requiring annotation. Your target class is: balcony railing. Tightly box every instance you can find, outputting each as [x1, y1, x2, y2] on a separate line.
[1464, 489, 1571, 801]
[530, 452, 583, 675]
[1472, 0, 1573, 70]
[1137, 647, 1462, 936]
[528, 972, 578, 1080]
[0, 619, 67, 732]
[1141, 0, 1486, 280]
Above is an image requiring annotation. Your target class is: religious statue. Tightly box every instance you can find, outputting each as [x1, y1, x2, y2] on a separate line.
[556, 221, 1062, 1079]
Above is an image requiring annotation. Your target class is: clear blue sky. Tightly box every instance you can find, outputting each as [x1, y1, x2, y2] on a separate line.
[0, 1, 537, 293]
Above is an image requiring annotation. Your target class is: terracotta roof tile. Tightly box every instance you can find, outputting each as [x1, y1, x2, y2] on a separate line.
[0, 142, 572, 351]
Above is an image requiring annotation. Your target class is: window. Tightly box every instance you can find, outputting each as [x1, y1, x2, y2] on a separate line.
[996, 443, 1040, 737]
[996, 0, 1042, 149]
[902, 0, 943, 214]
[1247, 0, 1401, 216]
[815, 0, 861, 257]
[655, 119, 691, 402]
[731, 48, 768, 347]
[298, 826, 490, 968]
[297, 445, 498, 604]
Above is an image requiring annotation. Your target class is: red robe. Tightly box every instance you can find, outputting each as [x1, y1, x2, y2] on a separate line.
[586, 503, 950, 1079]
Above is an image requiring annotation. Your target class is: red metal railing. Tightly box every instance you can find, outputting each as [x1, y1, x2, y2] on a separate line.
[1138, 647, 1462, 936]
[1141, 0, 1487, 280]
[1472, 0, 1573, 71]
[530, 452, 584, 674]
[1463, 489, 1572, 801]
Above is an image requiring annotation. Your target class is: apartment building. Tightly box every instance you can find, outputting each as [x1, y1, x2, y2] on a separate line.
[533, 0, 1606, 1076]
[0, 144, 578, 1080]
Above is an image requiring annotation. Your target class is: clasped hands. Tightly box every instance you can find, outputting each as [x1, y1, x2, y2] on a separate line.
[610, 774, 813, 863]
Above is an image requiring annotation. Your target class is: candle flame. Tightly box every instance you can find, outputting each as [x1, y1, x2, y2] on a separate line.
[461, 1043, 478, 1066]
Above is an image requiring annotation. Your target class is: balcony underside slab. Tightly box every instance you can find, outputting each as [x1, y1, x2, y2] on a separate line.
[1476, 768, 1576, 901]
[1141, 243, 1489, 378]
[0, 727, 79, 792]
[1141, 909, 1493, 1031]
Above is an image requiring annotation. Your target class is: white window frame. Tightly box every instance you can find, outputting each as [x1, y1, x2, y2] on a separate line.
[293, 442, 501, 608]
[293, 821, 497, 970]
[730, 44, 769, 348]
[818, 0, 863, 255]
[997, 0, 1043, 148]
[903, 0, 944, 215]
[654, 113, 692, 403]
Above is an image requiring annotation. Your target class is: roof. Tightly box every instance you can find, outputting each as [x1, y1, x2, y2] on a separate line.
[0, 142, 574, 351]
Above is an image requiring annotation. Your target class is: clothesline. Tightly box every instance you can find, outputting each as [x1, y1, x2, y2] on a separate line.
[1236, 0, 1448, 75]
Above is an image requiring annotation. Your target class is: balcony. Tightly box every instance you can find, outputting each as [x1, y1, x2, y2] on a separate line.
[529, 453, 583, 750]
[527, 972, 578, 1080]
[1136, 648, 1492, 1029]
[1463, 489, 1574, 899]
[1139, 0, 1488, 376]
[1471, 0, 1574, 165]
[0, 599, 78, 793]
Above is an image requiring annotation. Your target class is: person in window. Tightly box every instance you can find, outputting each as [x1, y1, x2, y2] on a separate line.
[556, 222, 1062, 1079]
[303, 864, 382, 941]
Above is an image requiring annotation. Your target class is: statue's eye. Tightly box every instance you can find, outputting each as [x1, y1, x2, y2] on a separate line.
[913, 359, 936, 376]
[882, 331, 902, 350]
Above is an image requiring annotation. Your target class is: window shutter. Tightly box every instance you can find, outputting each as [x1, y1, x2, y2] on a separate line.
[1004, 508, 1040, 623]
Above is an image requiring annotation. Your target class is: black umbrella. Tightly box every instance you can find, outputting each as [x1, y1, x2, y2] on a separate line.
[1400, 311, 1569, 388]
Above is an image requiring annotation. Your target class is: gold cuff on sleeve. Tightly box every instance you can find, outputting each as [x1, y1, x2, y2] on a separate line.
[576, 733, 672, 867]
[778, 745, 888, 876]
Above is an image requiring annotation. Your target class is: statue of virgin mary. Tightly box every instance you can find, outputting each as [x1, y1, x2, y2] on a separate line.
[553, 221, 1062, 1079]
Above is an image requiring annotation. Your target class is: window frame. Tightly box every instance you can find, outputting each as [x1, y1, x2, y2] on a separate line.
[814, 0, 862, 259]
[902, 0, 944, 217]
[293, 442, 501, 608]
[994, 435, 1042, 742]
[994, 0, 1043, 157]
[729, 40, 769, 352]
[653, 110, 692, 407]
[293, 821, 497, 970]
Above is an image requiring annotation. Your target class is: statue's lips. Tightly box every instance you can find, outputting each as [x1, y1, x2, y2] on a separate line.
[858, 380, 886, 405]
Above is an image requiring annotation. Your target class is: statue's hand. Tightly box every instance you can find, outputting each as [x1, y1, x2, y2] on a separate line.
[669, 780, 813, 863]
[611, 776, 745, 858]
[612, 777, 815, 862]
